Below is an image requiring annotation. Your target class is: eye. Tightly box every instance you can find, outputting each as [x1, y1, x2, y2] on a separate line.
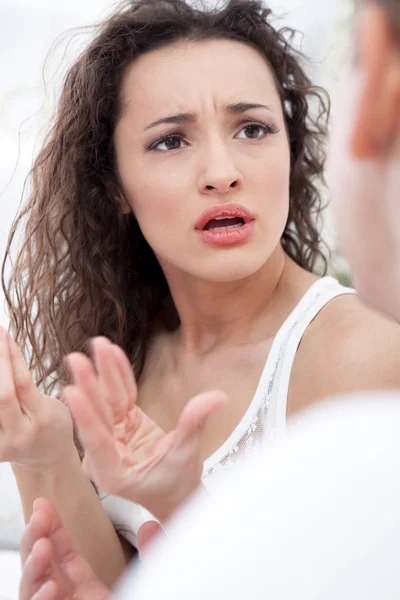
[236, 121, 280, 140]
[145, 134, 189, 152]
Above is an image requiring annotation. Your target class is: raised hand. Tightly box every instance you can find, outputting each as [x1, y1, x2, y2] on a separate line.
[63, 337, 227, 522]
[0, 326, 74, 471]
[19, 497, 111, 600]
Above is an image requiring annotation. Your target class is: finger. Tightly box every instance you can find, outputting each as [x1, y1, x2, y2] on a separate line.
[20, 498, 53, 564]
[19, 538, 53, 600]
[175, 390, 228, 448]
[90, 337, 130, 423]
[64, 352, 113, 429]
[31, 580, 59, 600]
[21, 500, 110, 600]
[0, 326, 23, 429]
[65, 385, 120, 484]
[137, 521, 164, 557]
[28, 499, 99, 595]
[7, 331, 41, 414]
[111, 344, 138, 411]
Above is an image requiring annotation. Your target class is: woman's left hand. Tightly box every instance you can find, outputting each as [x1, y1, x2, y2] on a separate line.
[63, 338, 227, 523]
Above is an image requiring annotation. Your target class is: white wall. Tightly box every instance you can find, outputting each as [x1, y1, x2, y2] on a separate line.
[0, 1, 351, 596]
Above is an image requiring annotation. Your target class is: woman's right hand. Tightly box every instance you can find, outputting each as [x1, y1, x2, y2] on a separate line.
[0, 326, 74, 471]
[63, 337, 227, 523]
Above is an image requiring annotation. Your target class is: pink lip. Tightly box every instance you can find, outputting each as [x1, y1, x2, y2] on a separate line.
[194, 203, 255, 247]
[194, 204, 254, 231]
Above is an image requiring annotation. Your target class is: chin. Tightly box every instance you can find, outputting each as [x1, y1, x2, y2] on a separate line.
[192, 255, 269, 283]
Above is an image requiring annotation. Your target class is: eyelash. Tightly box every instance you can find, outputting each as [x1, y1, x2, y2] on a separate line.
[144, 120, 281, 152]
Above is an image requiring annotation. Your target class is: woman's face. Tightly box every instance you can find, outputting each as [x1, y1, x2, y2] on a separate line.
[114, 39, 291, 283]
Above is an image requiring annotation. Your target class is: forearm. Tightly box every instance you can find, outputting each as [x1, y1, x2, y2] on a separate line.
[12, 448, 134, 588]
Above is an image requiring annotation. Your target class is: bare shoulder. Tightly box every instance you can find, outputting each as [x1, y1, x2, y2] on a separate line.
[288, 293, 400, 415]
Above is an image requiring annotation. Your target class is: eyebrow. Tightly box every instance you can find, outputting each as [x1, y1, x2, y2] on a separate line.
[143, 102, 273, 132]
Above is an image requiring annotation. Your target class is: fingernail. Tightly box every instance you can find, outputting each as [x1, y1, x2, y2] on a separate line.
[31, 579, 51, 600]
[32, 497, 44, 512]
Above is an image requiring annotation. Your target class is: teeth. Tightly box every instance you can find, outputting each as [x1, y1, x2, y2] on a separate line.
[208, 223, 242, 231]
[214, 216, 237, 221]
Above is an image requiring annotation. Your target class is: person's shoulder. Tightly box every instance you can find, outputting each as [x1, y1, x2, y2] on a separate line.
[313, 292, 399, 371]
[289, 291, 400, 412]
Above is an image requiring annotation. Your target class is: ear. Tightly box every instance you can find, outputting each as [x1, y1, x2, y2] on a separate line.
[350, 3, 400, 159]
[107, 178, 132, 215]
[116, 194, 132, 215]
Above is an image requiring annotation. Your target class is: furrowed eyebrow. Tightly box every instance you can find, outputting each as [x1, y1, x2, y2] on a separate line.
[226, 102, 273, 114]
[143, 102, 273, 132]
[144, 112, 197, 131]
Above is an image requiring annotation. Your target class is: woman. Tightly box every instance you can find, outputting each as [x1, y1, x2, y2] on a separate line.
[2, 0, 400, 589]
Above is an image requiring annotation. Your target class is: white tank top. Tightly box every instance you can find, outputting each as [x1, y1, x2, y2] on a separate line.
[100, 276, 357, 548]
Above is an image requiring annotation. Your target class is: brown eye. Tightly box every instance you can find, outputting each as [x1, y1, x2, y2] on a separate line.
[236, 121, 279, 141]
[147, 134, 188, 152]
[163, 136, 182, 150]
[243, 124, 264, 139]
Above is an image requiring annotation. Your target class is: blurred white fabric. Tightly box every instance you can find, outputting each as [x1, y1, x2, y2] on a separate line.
[118, 393, 400, 600]
[0, 551, 21, 600]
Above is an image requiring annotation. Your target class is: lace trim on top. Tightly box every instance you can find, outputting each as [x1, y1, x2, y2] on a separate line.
[201, 277, 357, 480]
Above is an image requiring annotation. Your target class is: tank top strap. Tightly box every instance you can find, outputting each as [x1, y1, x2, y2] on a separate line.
[265, 276, 357, 437]
[202, 276, 357, 476]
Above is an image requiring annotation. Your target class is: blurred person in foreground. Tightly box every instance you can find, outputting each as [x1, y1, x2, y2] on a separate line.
[328, 0, 400, 323]
[17, 0, 400, 598]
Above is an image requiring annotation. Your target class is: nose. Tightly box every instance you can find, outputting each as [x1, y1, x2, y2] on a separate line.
[198, 140, 243, 195]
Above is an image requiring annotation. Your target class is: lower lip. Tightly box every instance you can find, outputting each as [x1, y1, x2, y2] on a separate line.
[196, 221, 255, 246]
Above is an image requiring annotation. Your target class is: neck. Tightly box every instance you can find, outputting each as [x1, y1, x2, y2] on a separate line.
[160, 247, 312, 355]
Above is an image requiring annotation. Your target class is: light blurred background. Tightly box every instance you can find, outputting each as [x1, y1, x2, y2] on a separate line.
[0, 0, 352, 597]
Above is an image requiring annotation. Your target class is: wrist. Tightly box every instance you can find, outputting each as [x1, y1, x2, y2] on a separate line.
[151, 482, 208, 524]
[11, 446, 88, 524]
[11, 443, 82, 480]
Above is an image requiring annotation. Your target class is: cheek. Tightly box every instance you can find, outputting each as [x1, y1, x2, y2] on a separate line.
[121, 168, 188, 240]
[255, 143, 291, 219]
[115, 139, 188, 230]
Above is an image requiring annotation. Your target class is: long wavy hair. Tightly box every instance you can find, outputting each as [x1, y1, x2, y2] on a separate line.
[2, 0, 330, 396]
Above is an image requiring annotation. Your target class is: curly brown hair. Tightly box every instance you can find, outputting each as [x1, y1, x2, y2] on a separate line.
[2, 0, 330, 396]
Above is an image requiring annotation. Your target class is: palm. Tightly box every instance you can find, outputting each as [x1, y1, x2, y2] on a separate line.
[64, 338, 227, 522]
[104, 405, 173, 474]
[86, 403, 179, 498]
[0, 327, 74, 470]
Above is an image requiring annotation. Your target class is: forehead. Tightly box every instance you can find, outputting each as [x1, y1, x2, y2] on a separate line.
[118, 39, 280, 122]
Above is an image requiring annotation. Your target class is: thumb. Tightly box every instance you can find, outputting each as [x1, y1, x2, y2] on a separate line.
[174, 390, 228, 448]
[137, 521, 164, 558]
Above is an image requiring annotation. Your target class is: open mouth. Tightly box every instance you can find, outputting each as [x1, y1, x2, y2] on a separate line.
[194, 204, 254, 246]
[203, 216, 245, 231]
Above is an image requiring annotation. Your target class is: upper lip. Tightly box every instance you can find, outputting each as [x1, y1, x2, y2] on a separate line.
[194, 204, 254, 231]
